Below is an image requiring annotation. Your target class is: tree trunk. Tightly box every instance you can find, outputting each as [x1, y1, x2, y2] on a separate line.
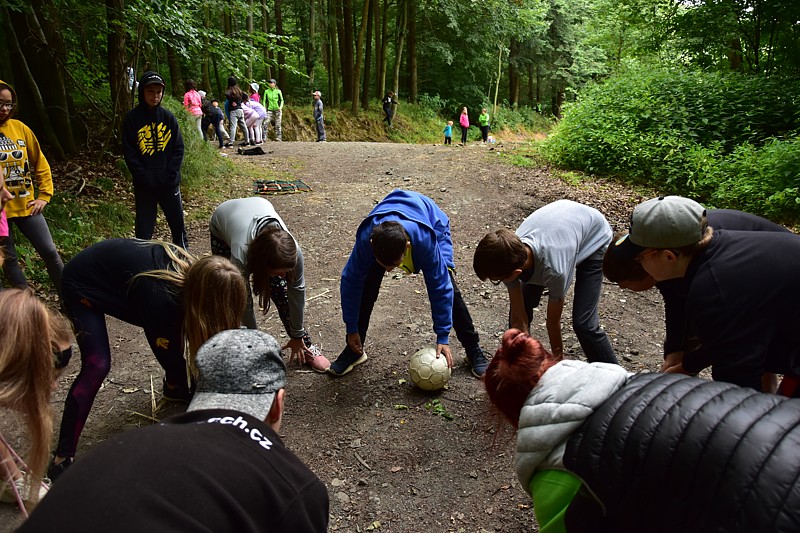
[276, 0, 286, 88]
[246, 0, 254, 79]
[372, 0, 381, 98]
[407, 0, 417, 103]
[377, 0, 389, 98]
[392, 0, 407, 97]
[307, 0, 317, 83]
[6, 2, 77, 157]
[508, 38, 519, 108]
[493, 43, 502, 117]
[202, 4, 212, 92]
[360, 0, 374, 109]
[106, 0, 129, 150]
[166, 46, 182, 97]
[341, 0, 355, 101]
[261, 0, 273, 82]
[351, 0, 371, 114]
[328, 0, 340, 105]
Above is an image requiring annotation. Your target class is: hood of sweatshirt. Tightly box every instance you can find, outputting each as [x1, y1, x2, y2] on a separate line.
[137, 71, 165, 106]
[0, 79, 18, 125]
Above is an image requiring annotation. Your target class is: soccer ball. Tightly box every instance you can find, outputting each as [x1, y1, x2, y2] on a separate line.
[408, 347, 451, 391]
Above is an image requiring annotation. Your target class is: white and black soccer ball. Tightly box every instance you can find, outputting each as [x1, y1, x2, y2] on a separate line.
[408, 347, 451, 391]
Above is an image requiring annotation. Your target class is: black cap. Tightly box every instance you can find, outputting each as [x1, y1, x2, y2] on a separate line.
[139, 71, 165, 88]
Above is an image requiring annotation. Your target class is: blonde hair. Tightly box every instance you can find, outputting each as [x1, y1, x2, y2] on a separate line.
[134, 243, 247, 378]
[0, 289, 71, 504]
[183, 256, 247, 377]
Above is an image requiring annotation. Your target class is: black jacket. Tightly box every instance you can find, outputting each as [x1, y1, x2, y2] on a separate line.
[122, 72, 184, 189]
[564, 373, 800, 532]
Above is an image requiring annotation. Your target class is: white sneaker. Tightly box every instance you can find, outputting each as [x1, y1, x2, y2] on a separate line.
[0, 473, 50, 503]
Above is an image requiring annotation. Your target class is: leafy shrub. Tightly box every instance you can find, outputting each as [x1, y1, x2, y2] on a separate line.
[542, 64, 800, 221]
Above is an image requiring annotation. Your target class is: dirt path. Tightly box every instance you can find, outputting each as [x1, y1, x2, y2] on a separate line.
[2, 141, 668, 531]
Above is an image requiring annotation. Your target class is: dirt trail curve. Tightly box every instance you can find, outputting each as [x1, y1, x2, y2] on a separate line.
[2, 141, 667, 532]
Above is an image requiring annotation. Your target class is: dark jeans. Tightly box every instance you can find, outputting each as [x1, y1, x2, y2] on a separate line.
[134, 184, 188, 249]
[460, 126, 468, 144]
[338, 262, 482, 360]
[480, 125, 490, 142]
[516, 257, 617, 364]
[315, 116, 326, 141]
[1, 213, 64, 291]
[204, 114, 225, 147]
[383, 108, 393, 127]
[444, 136, 451, 145]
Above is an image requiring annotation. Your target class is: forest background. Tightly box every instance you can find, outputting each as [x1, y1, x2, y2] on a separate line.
[0, 0, 799, 286]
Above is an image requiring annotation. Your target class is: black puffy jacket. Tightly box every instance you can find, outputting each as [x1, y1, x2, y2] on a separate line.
[564, 373, 800, 533]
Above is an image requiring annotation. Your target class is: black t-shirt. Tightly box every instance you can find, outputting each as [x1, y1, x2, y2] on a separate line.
[682, 230, 800, 388]
[657, 210, 791, 356]
[19, 409, 329, 533]
[61, 238, 182, 329]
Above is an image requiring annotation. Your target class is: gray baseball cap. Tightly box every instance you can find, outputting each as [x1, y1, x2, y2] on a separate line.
[611, 196, 707, 258]
[188, 329, 287, 420]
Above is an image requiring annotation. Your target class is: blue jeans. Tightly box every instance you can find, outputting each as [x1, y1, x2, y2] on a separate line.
[518, 255, 617, 364]
[134, 184, 188, 249]
[228, 108, 249, 144]
[2, 213, 64, 292]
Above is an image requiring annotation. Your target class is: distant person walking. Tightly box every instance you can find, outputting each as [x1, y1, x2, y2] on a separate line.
[382, 91, 396, 127]
[459, 107, 469, 144]
[264, 79, 284, 141]
[312, 91, 326, 142]
[478, 108, 490, 143]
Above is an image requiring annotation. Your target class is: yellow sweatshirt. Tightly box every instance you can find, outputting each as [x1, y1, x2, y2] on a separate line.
[0, 118, 53, 218]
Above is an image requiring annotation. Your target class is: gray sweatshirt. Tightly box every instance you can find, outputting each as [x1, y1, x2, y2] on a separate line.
[210, 196, 307, 338]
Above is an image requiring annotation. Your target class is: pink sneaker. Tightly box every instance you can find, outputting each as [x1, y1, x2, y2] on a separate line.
[305, 344, 331, 373]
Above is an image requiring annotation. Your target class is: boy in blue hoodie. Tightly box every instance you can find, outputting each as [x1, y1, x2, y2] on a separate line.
[122, 71, 187, 248]
[331, 189, 489, 378]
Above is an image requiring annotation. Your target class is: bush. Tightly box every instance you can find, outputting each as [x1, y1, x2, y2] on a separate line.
[541, 64, 800, 221]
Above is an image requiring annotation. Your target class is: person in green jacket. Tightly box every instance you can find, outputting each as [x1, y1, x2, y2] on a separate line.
[478, 108, 490, 143]
[263, 79, 284, 141]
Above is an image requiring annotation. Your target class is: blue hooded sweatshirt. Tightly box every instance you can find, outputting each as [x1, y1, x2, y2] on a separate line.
[340, 190, 455, 344]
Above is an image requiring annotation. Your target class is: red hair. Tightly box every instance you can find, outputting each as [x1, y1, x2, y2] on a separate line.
[484, 329, 559, 429]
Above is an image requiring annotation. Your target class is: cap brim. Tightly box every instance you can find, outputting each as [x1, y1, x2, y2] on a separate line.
[188, 391, 275, 420]
[609, 233, 648, 260]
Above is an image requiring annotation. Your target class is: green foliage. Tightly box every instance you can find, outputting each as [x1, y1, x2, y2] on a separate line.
[542, 64, 800, 221]
[160, 96, 236, 195]
[424, 399, 453, 420]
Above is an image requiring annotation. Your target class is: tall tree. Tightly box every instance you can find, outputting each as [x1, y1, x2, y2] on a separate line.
[407, 0, 416, 103]
[351, 0, 371, 113]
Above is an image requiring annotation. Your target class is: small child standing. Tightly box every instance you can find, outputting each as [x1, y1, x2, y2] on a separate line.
[443, 121, 453, 145]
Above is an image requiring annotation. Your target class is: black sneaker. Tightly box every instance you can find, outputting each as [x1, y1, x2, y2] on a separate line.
[47, 456, 73, 482]
[162, 378, 193, 403]
[468, 348, 490, 378]
[328, 349, 367, 376]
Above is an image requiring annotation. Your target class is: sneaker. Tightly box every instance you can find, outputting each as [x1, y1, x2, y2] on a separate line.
[47, 456, 72, 482]
[224, 142, 233, 148]
[304, 344, 331, 373]
[162, 378, 193, 403]
[238, 141, 250, 147]
[0, 473, 50, 503]
[468, 348, 490, 378]
[328, 349, 367, 376]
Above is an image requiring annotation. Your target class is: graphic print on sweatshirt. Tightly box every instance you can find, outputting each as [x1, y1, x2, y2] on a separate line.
[0, 133, 31, 199]
[137, 122, 173, 156]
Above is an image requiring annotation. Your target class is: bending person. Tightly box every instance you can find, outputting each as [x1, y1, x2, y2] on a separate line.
[49, 239, 246, 480]
[20, 329, 330, 532]
[484, 328, 800, 533]
[210, 197, 330, 372]
[333, 189, 489, 378]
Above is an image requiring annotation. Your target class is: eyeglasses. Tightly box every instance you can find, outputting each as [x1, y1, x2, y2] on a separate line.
[0, 102, 15, 110]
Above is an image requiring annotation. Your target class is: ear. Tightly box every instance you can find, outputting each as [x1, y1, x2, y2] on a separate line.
[266, 388, 285, 431]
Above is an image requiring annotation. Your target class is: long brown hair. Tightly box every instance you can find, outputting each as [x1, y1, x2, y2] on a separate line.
[249, 226, 297, 314]
[484, 329, 559, 429]
[0, 289, 71, 504]
[183, 255, 247, 376]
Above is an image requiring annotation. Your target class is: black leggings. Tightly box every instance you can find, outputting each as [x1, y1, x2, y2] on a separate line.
[460, 126, 468, 144]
